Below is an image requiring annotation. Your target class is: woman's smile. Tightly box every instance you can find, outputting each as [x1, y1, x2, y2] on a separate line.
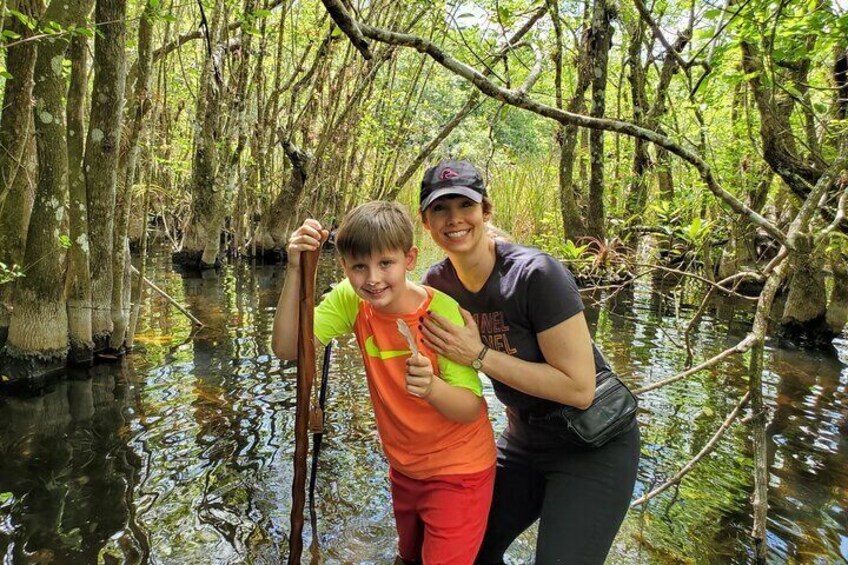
[445, 228, 471, 240]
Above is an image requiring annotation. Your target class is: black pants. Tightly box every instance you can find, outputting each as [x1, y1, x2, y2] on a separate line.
[476, 415, 641, 565]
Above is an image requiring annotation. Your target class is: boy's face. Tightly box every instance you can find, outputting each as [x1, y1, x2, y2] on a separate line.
[340, 247, 418, 313]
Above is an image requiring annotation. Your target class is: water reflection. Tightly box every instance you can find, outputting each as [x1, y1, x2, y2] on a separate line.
[0, 251, 845, 564]
[0, 367, 146, 563]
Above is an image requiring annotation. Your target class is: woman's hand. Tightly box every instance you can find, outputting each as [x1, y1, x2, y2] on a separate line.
[420, 308, 485, 366]
[287, 219, 328, 268]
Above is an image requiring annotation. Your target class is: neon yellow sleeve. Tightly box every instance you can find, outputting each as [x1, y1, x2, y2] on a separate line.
[314, 279, 361, 345]
[428, 289, 484, 397]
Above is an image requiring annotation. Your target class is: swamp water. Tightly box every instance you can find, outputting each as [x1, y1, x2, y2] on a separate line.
[0, 250, 846, 564]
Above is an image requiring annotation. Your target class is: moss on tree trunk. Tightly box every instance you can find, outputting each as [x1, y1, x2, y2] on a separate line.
[66, 32, 94, 364]
[5, 0, 90, 364]
[85, 0, 128, 347]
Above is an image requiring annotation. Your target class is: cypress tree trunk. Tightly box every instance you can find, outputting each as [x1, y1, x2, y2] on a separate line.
[550, 0, 591, 240]
[256, 136, 310, 256]
[5, 0, 89, 365]
[110, 0, 153, 350]
[66, 31, 95, 364]
[184, 37, 227, 268]
[826, 261, 848, 336]
[85, 0, 128, 348]
[655, 147, 674, 199]
[0, 0, 43, 346]
[0, 133, 36, 347]
[0, 0, 41, 205]
[624, 21, 649, 232]
[586, 0, 613, 240]
[779, 234, 829, 342]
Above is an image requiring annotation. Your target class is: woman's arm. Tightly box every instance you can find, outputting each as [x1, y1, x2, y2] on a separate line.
[421, 310, 596, 409]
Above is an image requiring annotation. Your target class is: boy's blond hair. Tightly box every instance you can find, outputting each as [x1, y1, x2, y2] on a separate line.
[336, 201, 414, 259]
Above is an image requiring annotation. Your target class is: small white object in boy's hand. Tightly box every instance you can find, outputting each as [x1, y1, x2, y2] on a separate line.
[396, 319, 419, 358]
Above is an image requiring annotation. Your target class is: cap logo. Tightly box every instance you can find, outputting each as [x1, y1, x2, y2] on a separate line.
[439, 168, 459, 181]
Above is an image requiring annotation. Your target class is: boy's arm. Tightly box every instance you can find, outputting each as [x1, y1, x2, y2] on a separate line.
[271, 264, 301, 360]
[406, 355, 484, 423]
[271, 219, 328, 360]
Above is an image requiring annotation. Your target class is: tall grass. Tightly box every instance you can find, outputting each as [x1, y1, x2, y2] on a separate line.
[395, 155, 563, 247]
[486, 157, 561, 243]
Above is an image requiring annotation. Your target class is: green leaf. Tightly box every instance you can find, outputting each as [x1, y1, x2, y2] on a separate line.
[0, 492, 12, 504]
[73, 26, 95, 38]
[253, 8, 272, 18]
[58, 234, 72, 249]
[43, 19, 64, 34]
[8, 9, 37, 29]
[0, 70, 12, 79]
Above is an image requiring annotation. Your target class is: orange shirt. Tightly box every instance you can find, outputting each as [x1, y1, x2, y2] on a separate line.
[314, 279, 496, 479]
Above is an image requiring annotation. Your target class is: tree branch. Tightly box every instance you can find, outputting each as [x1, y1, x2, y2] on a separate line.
[390, 4, 548, 193]
[355, 19, 789, 246]
[633, 0, 699, 73]
[630, 390, 750, 507]
[319, 0, 373, 60]
[632, 334, 756, 395]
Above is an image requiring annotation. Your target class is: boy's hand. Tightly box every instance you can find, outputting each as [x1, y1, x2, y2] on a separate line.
[405, 353, 436, 399]
[287, 219, 329, 268]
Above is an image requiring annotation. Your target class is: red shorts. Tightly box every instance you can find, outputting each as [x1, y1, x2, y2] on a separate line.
[389, 465, 495, 565]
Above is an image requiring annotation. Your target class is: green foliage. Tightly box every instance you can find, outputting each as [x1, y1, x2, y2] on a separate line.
[6, 8, 37, 30]
[0, 262, 24, 285]
[649, 199, 722, 270]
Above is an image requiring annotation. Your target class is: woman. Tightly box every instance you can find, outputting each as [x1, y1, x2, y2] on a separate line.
[417, 159, 640, 564]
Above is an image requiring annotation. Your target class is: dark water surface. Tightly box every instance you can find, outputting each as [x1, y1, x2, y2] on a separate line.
[1, 251, 846, 564]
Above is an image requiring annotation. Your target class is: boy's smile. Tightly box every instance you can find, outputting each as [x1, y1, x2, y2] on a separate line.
[342, 247, 421, 314]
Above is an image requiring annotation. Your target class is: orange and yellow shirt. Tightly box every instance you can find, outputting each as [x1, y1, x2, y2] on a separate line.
[314, 279, 496, 479]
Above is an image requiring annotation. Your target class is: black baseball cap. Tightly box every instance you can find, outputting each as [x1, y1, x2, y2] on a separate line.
[419, 159, 487, 212]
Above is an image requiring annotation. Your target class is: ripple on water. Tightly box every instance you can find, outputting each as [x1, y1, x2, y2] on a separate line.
[1, 261, 846, 563]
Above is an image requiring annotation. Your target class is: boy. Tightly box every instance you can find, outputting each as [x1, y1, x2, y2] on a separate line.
[272, 201, 496, 564]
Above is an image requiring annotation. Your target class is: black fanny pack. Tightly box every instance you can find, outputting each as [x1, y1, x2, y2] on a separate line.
[528, 370, 638, 448]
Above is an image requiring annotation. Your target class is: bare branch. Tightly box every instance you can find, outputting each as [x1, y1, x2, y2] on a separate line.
[632, 0, 697, 72]
[515, 41, 544, 94]
[632, 334, 756, 396]
[320, 0, 373, 60]
[630, 390, 751, 507]
[818, 183, 848, 240]
[633, 264, 759, 300]
[355, 19, 789, 246]
[390, 4, 548, 192]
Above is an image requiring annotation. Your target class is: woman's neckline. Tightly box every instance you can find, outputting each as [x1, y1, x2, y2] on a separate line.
[450, 238, 499, 294]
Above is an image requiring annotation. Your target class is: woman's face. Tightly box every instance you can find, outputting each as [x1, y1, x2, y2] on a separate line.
[422, 196, 490, 255]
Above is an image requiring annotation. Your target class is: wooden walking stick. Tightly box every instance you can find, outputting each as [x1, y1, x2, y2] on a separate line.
[288, 249, 319, 564]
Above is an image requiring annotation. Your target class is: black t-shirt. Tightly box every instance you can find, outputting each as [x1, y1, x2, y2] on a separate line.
[422, 241, 609, 414]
